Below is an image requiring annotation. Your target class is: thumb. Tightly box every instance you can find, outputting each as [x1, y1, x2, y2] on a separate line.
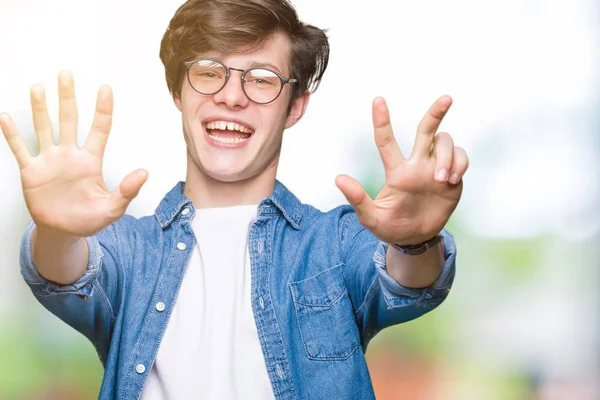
[109, 169, 149, 210]
[335, 174, 376, 228]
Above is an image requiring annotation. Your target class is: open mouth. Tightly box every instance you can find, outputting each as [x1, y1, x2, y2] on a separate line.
[204, 121, 254, 144]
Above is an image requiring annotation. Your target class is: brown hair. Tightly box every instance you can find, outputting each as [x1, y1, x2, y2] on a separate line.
[159, 0, 329, 104]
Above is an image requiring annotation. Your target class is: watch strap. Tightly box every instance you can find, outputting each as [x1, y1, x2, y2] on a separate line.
[390, 234, 443, 256]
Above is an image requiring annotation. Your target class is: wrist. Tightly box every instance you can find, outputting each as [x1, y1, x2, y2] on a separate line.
[391, 234, 443, 256]
[33, 225, 82, 247]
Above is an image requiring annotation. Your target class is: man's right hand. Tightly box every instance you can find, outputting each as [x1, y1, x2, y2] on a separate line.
[0, 70, 148, 238]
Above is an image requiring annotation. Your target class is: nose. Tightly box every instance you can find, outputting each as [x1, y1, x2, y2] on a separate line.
[212, 68, 250, 110]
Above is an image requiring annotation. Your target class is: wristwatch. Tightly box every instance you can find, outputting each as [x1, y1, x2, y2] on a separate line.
[390, 234, 443, 256]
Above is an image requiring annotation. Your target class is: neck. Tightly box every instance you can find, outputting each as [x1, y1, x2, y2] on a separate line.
[183, 152, 278, 209]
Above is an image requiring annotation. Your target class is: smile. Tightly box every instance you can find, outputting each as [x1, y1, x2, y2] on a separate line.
[204, 120, 254, 146]
[204, 121, 254, 147]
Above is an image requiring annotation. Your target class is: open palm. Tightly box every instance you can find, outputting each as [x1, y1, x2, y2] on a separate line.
[0, 71, 147, 237]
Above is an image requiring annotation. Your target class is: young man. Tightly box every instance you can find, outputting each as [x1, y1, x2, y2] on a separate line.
[1, 0, 468, 398]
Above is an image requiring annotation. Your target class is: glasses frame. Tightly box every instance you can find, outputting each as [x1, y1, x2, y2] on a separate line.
[183, 59, 298, 105]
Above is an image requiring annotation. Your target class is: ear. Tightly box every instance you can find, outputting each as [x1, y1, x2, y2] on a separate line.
[285, 91, 310, 129]
[174, 95, 182, 111]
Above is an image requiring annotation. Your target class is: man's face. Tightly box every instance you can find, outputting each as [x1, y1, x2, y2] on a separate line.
[175, 32, 307, 183]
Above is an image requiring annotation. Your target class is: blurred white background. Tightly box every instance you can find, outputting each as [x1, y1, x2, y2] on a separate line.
[0, 0, 598, 398]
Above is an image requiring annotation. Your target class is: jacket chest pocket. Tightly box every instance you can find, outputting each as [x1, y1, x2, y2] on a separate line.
[290, 263, 360, 361]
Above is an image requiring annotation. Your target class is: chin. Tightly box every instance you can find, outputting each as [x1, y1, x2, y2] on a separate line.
[200, 163, 254, 183]
[208, 172, 247, 183]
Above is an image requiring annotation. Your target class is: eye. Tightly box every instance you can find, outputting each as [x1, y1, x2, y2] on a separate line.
[190, 60, 226, 80]
[245, 69, 280, 86]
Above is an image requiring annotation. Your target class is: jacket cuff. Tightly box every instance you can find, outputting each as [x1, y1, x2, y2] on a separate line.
[373, 229, 456, 308]
[20, 221, 104, 297]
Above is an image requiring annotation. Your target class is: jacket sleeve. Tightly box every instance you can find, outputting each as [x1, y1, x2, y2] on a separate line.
[19, 220, 128, 365]
[339, 212, 456, 348]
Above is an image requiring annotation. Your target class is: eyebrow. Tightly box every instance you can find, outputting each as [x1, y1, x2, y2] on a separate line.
[247, 61, 284, 75]
[195, 53, 286, 76]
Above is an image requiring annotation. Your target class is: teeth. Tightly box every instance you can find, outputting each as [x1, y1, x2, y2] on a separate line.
[208, 133, 250, 144]
[205, 121, 252, 134]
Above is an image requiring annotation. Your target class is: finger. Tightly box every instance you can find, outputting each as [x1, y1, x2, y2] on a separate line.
[448, 146, 469, 185]
[84, 85, 113, 158]
[108, 169, 149, 215]
[335, 174, 378, 229]
[372, 97, 404, 171]
[412, 95, 452, 159]
[58, 70, 79, 146]
[432, 132, 454, 183]
[0, 113, 32, 168]
[30, 85, 55, 151]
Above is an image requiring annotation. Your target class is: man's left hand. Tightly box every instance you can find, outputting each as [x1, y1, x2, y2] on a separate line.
[336, 95, 469, 246]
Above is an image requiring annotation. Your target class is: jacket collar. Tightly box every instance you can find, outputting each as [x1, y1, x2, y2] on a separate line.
[154, 180, 303, 229]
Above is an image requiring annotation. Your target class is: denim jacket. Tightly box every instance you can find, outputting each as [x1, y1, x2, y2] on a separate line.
[20, 180, 456, 400]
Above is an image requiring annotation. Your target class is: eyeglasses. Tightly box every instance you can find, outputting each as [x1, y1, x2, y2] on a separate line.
[184, 59, 298, 104]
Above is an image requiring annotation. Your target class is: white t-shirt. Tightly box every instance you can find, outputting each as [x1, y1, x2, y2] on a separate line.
[141, 204, 275, 400]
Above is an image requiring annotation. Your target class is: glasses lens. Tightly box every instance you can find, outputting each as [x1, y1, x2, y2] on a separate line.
[188, 60, 227, 94]
[243, 68, 282, 103]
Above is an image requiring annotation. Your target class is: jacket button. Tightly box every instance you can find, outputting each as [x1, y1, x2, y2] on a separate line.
[182, 208, 190, 216]
[156, 302, 166, 312]
[177, 242, 186, 251]
[136, 364, 146, 374]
